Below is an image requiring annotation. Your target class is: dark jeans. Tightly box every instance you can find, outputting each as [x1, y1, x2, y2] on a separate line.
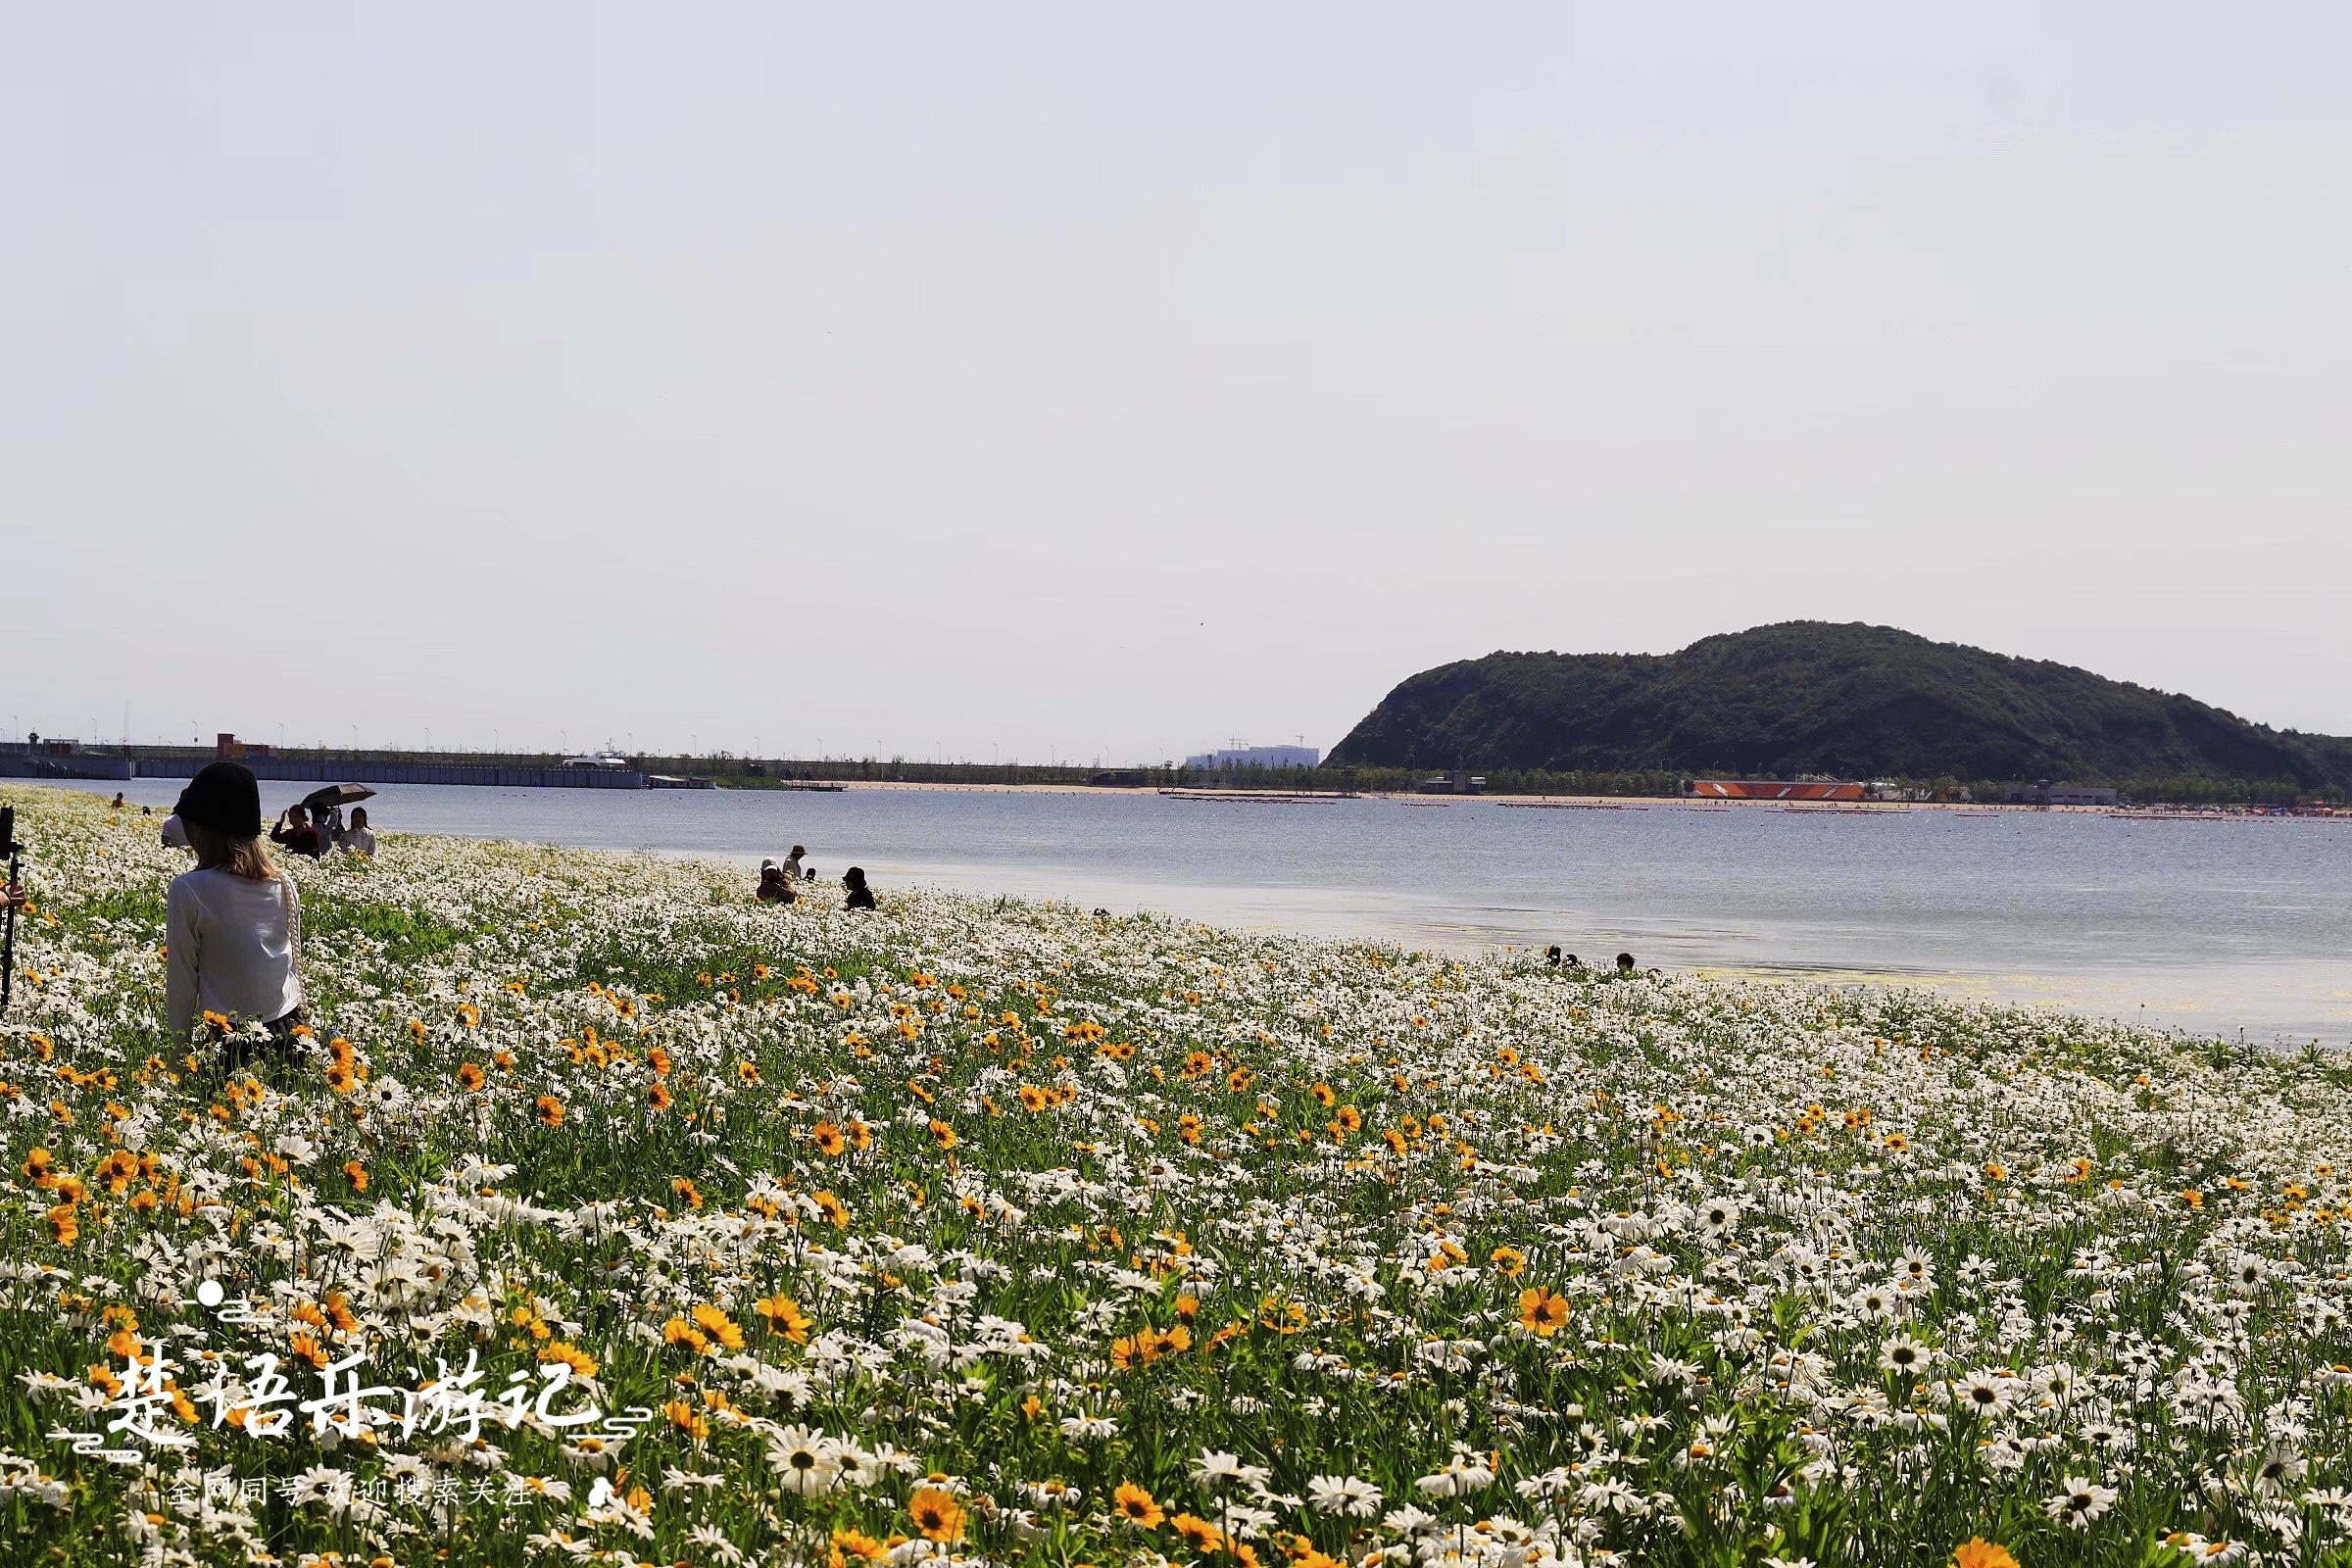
[221, 1006, 306, 1072]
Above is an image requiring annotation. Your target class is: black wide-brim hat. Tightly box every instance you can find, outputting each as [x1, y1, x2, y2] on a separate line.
[174, 760, 263, 838]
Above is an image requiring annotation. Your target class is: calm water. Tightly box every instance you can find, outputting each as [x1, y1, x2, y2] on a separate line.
[47, 778, 2352, 1045]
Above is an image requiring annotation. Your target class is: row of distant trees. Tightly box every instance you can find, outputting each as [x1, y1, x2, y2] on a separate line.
[694, 758, 2336, 805]
[141, 740, 2335, 806]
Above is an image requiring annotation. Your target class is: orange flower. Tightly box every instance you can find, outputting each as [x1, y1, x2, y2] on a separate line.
[456, 1062, 486, 1092]
[1113, 1482, 1164, 1528]
[1950, 1543, 2019, 1568]
[1518, 1286, 1570, 1336]
[1172, 1512, 1225, 1555]
[535, 1096, 565, 1127]
[908, 1487, 966, 1544]
[342, 1161, 368, 1193]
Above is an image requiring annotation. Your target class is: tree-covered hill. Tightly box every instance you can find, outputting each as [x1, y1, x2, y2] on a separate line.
[1329, 621, 2352, 790]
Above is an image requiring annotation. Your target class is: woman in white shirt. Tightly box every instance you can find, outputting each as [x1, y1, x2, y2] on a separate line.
[338, 806, 376, 858]
[165, 761, 305, 1066]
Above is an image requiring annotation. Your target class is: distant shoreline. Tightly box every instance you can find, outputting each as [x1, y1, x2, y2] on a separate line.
[20, 770, 2336, 822]
[762, 778, 2337, 818]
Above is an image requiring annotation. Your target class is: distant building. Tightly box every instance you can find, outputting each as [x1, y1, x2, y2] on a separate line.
[1991, 780, 2120, 808]
[1418, 770, 1487, 795]
[1186, 744, 1320, 769]
[1687, 779, 1867, 802]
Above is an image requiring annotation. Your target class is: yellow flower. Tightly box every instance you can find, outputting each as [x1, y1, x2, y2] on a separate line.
[539, 1341, 599, 1379]
[755, 1294, 811, 1343]
[690, 1301, 746, 1351]
[1113, 1481, 1164, 1528]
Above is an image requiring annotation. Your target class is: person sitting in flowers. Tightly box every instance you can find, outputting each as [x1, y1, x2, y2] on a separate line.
[165, 760, 307, 1067]
[842, 865, 877, 910]
[757, 859, 799, 904]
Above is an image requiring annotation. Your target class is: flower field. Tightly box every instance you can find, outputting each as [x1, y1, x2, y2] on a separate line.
[2, 785, 2349, 1568]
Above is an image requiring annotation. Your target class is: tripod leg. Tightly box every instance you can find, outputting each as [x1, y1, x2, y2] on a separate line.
[0, 851, 18, 1013]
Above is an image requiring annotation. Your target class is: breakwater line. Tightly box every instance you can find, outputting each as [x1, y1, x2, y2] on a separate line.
[127, 757, 648, 790]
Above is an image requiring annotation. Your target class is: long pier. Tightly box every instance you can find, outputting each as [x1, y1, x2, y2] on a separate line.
[126, 756, 649, 790]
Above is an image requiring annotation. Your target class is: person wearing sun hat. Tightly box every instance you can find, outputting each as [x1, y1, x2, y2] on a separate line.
[167, 760, 307, 1063]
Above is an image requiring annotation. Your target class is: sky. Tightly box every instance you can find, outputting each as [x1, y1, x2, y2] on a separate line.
[8, 4, 2349, 764]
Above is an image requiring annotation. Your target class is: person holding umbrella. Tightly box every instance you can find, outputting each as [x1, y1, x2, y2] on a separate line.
[303, 784, 374, 855]
[166, 761, 307, 1065]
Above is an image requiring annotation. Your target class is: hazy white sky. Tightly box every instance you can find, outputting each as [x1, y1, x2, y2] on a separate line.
[9, 4, 2348, 762]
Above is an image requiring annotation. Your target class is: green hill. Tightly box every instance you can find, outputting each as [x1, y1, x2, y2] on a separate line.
[1329, 621, 2352, 791]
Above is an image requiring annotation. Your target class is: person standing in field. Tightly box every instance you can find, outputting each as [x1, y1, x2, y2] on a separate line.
[781, 844, 807, 881]
[166, 762, 306, 1066]
[338, 806, 375, 858]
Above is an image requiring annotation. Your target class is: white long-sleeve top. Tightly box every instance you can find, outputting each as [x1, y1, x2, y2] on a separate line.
[166, 867, 304, 1037]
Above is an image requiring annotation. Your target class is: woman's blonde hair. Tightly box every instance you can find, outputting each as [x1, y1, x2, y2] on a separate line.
[186, 824, 280, 881]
